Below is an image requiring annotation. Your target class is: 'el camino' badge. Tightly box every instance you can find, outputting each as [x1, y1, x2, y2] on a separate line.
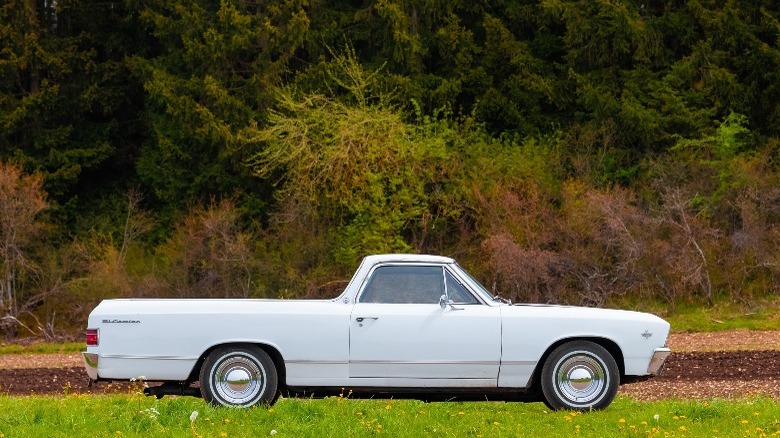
[102, 319, 140, 324]
[641, 330, 653, 339]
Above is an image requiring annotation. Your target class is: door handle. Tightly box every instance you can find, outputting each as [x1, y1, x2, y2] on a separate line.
[355, 317, 379, 322]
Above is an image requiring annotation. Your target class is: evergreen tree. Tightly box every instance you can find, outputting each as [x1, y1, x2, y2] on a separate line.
[131, 0, 310, 217]
[0, 0, 147, 235]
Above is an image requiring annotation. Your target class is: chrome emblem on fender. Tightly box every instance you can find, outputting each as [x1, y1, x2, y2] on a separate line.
[641, 330, 653, 339]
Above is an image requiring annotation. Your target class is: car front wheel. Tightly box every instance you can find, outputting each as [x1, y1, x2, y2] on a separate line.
[540, 340, 619, 411]
[200, 345, 278, 408]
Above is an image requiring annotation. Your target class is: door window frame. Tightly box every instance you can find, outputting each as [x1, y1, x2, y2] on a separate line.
[356, 263, 485, 305]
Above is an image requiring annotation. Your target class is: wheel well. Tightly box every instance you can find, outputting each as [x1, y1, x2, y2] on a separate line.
[529, 337, 625, 389]
[187, 342, 287, 387]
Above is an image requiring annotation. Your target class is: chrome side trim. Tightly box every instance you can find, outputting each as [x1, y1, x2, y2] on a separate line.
[100, 354, 199, 361]
[499, 360, 537, 366]
[287, 359, 532, 366]
[647, 347, 671, 374]
[349, 360, 500, 365]
[82, 352, 99, 380]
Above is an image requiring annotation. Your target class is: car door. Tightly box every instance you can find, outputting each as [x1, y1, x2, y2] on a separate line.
[349, 264, 501, 387]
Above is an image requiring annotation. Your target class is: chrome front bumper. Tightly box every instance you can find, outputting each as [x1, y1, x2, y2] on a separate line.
[647, 347, 671, 375]
[82, 352, 99, 380]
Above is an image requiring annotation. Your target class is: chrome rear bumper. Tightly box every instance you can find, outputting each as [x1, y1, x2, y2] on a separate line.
[647, 347, 671, 375]
[82, 352, 99, 380]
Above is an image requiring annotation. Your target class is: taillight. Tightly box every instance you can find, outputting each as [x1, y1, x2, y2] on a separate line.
[86, 328, 99, 346]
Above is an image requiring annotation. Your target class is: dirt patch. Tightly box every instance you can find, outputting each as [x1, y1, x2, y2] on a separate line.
[668, 330, 780, 353]
[0, 367, 141, 396]
[0, 353, 82, 370]
[620, 350, 780, 401]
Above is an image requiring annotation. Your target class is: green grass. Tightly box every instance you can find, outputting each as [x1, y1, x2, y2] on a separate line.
[664, 299, 780, 333]
[0, 394, 778, 437]
[609, 295, 780, 333]
[0, 342, 84, 355]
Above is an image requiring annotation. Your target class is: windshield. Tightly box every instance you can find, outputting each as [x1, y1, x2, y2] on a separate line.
[452, 263, 496, 302]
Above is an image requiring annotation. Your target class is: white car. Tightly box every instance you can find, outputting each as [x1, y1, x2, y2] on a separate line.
[83, 254, 670, 410]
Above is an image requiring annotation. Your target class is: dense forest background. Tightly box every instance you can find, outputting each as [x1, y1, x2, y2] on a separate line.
[2, 0, 780, 338]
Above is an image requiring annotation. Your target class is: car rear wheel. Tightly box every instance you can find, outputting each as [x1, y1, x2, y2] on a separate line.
[200, 345, 278, 407]
[540, 340, 619, 411]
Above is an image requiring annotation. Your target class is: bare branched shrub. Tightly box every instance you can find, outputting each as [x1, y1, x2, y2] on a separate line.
[27, 243, 91, 337]
[566, 120, 619, 181]
[119, 188, 153, 265]
[560, 183, 648, 306]
[0, 161, 47, 337]
[74, 235, 135, 298]
[724, 185, 780, 299]
[70, 189, 156, 301]
[162, 199, 257, 298]
[476, 185, 568, 303]
[563, 184, 724, 306]
[655, 189, 719, 304]
[482, 233, 567, 303]
[472, 174, 733, 308]
[261, 197, 338, 296]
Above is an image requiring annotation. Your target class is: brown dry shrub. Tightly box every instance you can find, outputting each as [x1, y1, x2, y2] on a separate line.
[720, 181, 780, 300]
[258, 198, 351, 298]
[161, 198, 257, 298]
[482, 233, 567, 303]
[649, 188, 721, 304]
[474, 179, 724, 307]
[475, 183, 569, 303]
[557, 182, 649, 306]
[0, 161, 47, 337]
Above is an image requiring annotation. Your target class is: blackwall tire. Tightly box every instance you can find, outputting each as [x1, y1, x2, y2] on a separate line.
[540, 341, 619, 411]
[199, 345, 278, 408]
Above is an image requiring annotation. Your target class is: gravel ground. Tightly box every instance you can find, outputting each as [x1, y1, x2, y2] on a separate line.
[620, 350, 780, 401]
[0, 353, 82, 370]
[1, 330, 779, 400]
[667, 330, 780, 352]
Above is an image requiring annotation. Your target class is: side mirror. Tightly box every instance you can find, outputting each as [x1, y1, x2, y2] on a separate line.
[439, 294, 464, 311]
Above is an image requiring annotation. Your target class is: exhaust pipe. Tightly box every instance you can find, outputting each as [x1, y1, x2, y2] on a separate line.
[144, 383, 201, 399]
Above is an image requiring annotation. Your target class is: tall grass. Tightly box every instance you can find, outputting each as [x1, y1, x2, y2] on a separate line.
[0, 394, 777, 437]
[0, 342, 83, 355]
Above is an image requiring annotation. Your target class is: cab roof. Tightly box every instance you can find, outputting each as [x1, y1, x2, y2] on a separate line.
[361, 254, 455, 265]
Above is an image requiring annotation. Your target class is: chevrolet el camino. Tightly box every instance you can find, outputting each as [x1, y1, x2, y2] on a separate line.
[83, 254, 671, 410]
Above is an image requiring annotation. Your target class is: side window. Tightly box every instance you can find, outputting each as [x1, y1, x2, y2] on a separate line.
[360, 266, 444, 304]
[445, 270, 479, 304]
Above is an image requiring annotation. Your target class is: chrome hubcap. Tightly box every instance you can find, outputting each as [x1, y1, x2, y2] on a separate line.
[213, 354, 265, 405]
[554, 352, 607, 405]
